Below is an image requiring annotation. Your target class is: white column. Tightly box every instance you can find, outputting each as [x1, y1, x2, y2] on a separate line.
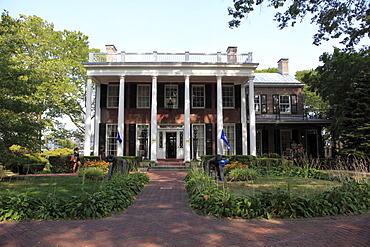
[241, 82, 248, 155]
[84, 76, 92, 156]
[117, 75, 125, 156]
[93, 84, 101, 156]
[249, 77, 256, 156]
[184, 75, 191, 161]
[216, 76, 223, 155]
[150, 76, 158, 161]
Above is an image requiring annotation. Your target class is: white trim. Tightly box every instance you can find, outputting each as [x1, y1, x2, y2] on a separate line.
[217, 76, 223, 155]
[84, 77, 92, 156]
[184, 75, 191, 162]
[93, 84, 101, 156]
[249, 77, 256, 156]
[117, 76, 125, 156]
[150, 76, 158, 161]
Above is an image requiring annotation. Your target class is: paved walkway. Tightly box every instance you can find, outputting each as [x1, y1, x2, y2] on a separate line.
[0, 171, 369, 246]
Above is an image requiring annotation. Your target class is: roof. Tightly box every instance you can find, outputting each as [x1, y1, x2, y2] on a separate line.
[254, 73, 302, 84]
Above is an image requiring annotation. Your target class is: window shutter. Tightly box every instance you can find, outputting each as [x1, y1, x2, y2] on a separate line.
[234, 85, 241, 108]
[178, 84, 184, 108]
[130, 84, 137, 108]
[261, 94, 267, 114]
[157, 84, 164, 108]
[100, 84, 107, 108]
[273, 94, 279, 114]
[205, 84, 212, 108]
[290, 94, 297, 114]
[128, 124, 136, 156]
[205, 123, 213, 155]
[235, 123, 242, 155]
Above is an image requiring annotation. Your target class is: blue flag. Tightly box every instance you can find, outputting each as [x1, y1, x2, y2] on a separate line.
[221, 129, 231, 151]
[116, 131, 122, 143]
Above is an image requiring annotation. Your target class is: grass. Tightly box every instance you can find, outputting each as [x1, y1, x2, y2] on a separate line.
[222, 175, 342, 197]
[0, 176, 104, 199]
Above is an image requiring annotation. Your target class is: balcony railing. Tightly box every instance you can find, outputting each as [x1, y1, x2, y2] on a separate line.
[88, 51, 253, 63]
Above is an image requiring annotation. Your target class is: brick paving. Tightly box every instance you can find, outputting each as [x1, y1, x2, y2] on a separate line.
[0, 171, 369, 247]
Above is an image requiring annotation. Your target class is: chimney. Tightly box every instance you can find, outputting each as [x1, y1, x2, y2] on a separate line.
[278, 58, 289, 75]
[106, 44, 117, 54]
[226, 46, 237, 63]
[105, 45, 117, 62]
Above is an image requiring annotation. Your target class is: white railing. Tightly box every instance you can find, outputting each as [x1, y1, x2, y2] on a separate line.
[88, 51, 253, 63]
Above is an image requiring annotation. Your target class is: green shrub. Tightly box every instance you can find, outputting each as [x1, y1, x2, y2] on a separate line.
[0, 172, 150, 221]
[6, 154, 46, 175]
[185, 166, 370, 220]
[77, 167, 106, 181]
[261, 153, 281, 158]
[226, 168, 258, 181]
[48, 156, 73, 173]
[256, 158, 292, 167]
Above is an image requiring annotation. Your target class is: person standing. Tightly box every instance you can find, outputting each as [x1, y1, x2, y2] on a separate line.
[71, 147, 81, 173]
[99, 145, 106, 161]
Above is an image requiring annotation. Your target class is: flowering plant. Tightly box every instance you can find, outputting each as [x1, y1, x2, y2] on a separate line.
[82, 161, 110, 173]
[223, 161, 249, 175]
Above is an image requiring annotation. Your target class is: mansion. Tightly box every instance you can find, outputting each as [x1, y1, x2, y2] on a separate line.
[82, 45, 330, 161]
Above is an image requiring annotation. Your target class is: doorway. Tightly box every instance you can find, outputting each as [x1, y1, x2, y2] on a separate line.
[166, 132, 177, 158]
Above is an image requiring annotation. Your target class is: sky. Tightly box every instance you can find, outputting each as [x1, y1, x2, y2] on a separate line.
[2, 0, 369, 75]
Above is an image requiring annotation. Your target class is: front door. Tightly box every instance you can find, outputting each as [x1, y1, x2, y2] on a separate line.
[166, 132, 177, 158]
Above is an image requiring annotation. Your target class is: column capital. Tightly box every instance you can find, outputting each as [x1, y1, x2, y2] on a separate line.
[120, 75, 125, 80]
[184, 75, 190, 80]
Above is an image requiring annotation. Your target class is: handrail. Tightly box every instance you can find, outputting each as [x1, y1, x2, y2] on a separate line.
[88, 51, 253, 63]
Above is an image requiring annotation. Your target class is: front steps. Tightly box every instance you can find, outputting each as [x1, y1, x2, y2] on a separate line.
[148, 159, 189, 171]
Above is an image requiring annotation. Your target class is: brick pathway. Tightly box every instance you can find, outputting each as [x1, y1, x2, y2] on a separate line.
[0, 171, 369, 246]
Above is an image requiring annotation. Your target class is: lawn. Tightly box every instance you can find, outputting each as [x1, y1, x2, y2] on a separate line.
[222, 176, 342, 197]
[0, 176, 104, 199]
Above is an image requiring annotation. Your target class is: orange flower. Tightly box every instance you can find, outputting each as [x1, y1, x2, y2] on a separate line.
[204, 195, 210, 200]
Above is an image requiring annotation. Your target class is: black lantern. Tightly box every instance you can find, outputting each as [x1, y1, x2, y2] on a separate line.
[167, 98, 174, 111]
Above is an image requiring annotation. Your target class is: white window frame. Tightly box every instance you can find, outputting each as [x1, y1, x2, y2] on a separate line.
[136, 124, 150, 158]
[192, 124, 205, 158]
[222, 124, 235, 155]
[281, 129, 292, 157]
[107, 85, 119, 108]
[192, 85, 205, 108]
[165, 85, 178, 109]
[106, 124, 118, 155]
[254, 95, 261, 114]
[222, 85, 234, 108]
[137, 84, 151, 109]
[279, 95, 291, 114]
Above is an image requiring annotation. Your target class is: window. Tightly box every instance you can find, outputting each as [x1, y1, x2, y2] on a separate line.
[222, 85, 234, 108]
[136, 124, 149, 158]
[165, 85, 178, 109]
[137, 85, 150, 108]
[192, 124, 205, 158]
[281, 130, 292, 157]
[223, 124, 235, 155]
[107, 85, 119, 108]
[273, 94, 297, 114]
[106, 124, 118, 155]
[192, 85, 205, 108]
[254, 95, 261, 113]
[279, 95, 290, 113]
[254, 94, 267, 114]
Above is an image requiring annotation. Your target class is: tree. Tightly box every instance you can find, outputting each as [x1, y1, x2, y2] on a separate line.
[1, 12, 90, 147]
[302, 47, 370, 156]
[0, 12, 45, 155]
[255, 67, 278, 73]
[228, 0, 370, 47]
